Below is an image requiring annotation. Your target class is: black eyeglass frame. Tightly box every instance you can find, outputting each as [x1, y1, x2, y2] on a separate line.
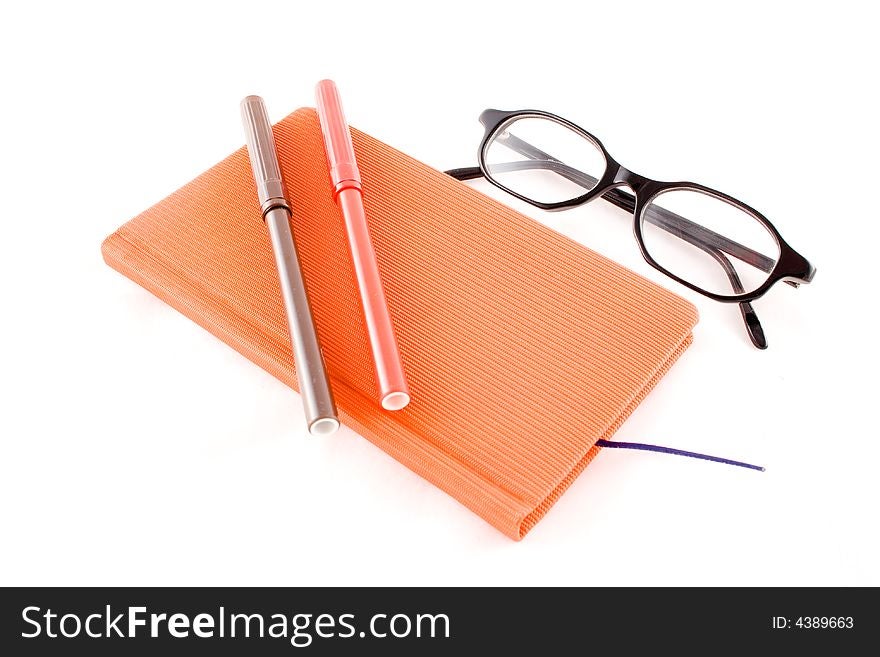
[446, 108, 816, 348]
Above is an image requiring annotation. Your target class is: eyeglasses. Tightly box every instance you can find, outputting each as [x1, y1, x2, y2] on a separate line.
[446, 109, 816, 349]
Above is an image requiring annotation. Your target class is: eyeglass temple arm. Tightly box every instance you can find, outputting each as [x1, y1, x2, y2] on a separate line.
[601, 176, 768, 346]
[703, 248, 767, 349]
[491, 133, 777, 275]
[448, 161, 774, 275]
[445, 166, 486, 181]
[445, 162, 768, 348]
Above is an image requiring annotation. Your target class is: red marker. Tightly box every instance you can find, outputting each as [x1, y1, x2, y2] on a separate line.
[315, 80, 410, 411]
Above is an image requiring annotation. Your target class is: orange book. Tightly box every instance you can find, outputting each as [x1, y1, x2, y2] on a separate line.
[102, 108, 698, 539]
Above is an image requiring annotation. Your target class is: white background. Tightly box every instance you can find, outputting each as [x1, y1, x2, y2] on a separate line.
[1, 1, 877, 586]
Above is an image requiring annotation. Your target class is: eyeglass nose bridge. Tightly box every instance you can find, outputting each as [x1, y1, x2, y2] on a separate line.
[608, 166, 663, 207]
[612, 165, 651, 192]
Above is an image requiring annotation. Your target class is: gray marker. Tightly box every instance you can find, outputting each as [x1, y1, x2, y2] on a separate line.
[240, 95, 339, 436]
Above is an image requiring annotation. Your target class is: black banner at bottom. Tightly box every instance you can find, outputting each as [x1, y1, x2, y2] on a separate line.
[0, 587, 873, 654]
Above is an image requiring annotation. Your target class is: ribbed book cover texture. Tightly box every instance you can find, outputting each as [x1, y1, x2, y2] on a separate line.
[102, 109, 698, 539]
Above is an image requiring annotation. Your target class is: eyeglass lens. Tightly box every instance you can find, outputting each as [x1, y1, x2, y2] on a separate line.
[641, 190, 779, 296]
[483, 117, 606, 205]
